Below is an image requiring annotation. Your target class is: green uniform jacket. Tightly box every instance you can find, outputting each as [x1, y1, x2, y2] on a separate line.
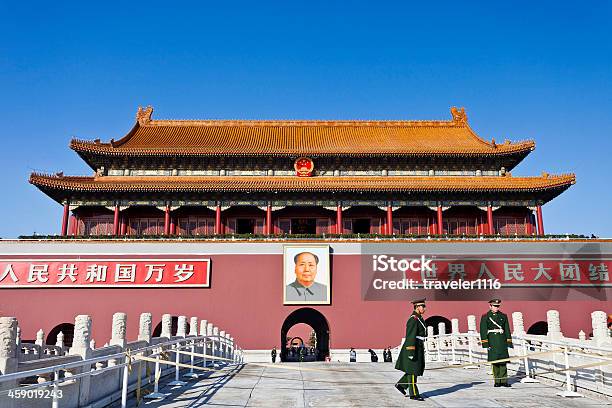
[395, 312, 426, 375]
[479, 310, 513, 361]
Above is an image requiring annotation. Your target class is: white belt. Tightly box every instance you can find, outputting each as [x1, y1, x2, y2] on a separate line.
[416, 336, 427, 341]
[488, 329, 504, 334]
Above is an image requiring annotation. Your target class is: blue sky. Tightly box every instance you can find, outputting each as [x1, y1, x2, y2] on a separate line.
[1, 1, 610, 237]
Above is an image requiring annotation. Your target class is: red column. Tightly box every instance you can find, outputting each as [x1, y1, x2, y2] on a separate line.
[164, 205, 170, 235]
[266, 204, 272, 235]
[336, 204, 343, 234]
[113, 205, 120, 235]
[61, 202, 69, 236]
[386, 205, 393, 235]
[120, 215, 127, 235]
[68, 215, 76, 236]
[526, 214, 533, 236]
[436, 205, 443, 235]
[536, 205, 544, 236]
[215, 205, 222, 235]
[487, 204, 494, 235]
[170, 216, 176, 235]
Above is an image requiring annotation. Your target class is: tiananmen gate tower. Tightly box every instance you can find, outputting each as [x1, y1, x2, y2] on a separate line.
[1, 106, 607, 363]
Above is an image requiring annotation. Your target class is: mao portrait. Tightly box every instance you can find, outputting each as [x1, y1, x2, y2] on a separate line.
[283, 245, 330, 305]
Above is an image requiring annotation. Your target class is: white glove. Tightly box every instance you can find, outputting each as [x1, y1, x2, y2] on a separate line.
[408, 356, 414, 360]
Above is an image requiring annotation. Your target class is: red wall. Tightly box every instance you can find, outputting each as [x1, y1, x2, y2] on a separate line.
[0, 253, 607, 349]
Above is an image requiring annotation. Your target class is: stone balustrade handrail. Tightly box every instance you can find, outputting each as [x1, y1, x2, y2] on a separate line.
[0, 333, 235, 385]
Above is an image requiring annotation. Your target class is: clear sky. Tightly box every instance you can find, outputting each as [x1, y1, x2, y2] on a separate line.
[1, 1, 610, 238]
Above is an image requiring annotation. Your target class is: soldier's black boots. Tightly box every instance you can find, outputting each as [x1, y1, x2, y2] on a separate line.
[410, 396, 425, 401]
[394, 383, 406, 396]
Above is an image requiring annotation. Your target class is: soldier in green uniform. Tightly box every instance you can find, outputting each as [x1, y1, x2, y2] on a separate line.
[394, 298, 427, 401]
[479, 299, 513, 387]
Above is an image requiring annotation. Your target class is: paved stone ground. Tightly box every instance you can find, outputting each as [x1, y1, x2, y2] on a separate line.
[119, 362, 610, 407]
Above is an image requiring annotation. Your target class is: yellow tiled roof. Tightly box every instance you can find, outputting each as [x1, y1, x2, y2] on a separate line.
[70, 106, 535, 157]
[30, 173, 575, 193]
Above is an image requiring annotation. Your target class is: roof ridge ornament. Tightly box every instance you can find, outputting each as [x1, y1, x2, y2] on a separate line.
[450, 106, 467, 125]
[136, 105, 153, 125]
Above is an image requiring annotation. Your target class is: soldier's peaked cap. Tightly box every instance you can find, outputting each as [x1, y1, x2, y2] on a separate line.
[412, 298, 426, 306]
[489, 299, 502, 306]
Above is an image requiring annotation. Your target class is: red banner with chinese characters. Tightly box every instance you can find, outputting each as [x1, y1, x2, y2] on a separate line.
[411, 258, 611, 286]
[362, 253, 612, 301]
[0, 255, 211, 288]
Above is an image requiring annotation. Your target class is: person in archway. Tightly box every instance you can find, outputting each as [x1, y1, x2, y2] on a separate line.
[384, 347, 393, 363]
[479, 299, 513, 387]
[271, 346, 277, 363]
[395, 298, 427, 401]
[285, 252, 328, 302]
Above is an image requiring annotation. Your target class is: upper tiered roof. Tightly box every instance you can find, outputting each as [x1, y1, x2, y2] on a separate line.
[30, 173, 575, 204]
[70, 106, 535, 160]
[30, 173, 575, 193]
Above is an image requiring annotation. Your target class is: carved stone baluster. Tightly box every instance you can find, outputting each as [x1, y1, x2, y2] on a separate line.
[161, 314, 172, 338]
[546, 310, 563, 340]
[512, 312, 525, 336]
[138, 313, 152, 343]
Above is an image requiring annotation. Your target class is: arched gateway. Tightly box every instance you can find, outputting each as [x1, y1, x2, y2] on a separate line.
[281, 308, 330, 361]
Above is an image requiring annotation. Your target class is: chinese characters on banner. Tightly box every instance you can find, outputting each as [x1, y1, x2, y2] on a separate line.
[0, 256, 211, 287]
[413, 259, 610, 286]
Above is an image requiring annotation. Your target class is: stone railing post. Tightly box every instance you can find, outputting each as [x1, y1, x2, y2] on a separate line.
[467, 315, 476, 333]
[427, 325, 435, 353]
[213, 327, 219, 357]
[0, 317, 18, 373]
[69, 315, 93, 407]
[161, 314, 172, 338]
[110, 312, 127, 348]
[199, 319, 208, 358]
[0, 317, 18, 401]
[70, 315, 92, 356]
[56, 331, 65, 350]
[220, 330, 227, 358]
[189, 317, 198, 337]
[451, 318, 459, 334]
[177, 316, 187, 338]
[437, 323, 446, 361]
[546, 310, 563, 340]
[35, 329, 45, 347]
[512, 312, 525, 336]
[591, 311, 610, 346]
[138, 313, 152, 343]
[207, 323, 214, 356]
[226, 333, 233, 359]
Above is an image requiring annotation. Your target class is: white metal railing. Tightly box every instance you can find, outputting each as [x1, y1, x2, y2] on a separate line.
[0, 334, 244, 408]
[402, 330, 612, 398]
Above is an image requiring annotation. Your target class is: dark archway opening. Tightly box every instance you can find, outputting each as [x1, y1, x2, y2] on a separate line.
[281, 308, 329, 362]
[46, 323, 75, 348]
[152, 316, 190, 337]
[424, 316, 451, 335]
[527, 321, 548, 335]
